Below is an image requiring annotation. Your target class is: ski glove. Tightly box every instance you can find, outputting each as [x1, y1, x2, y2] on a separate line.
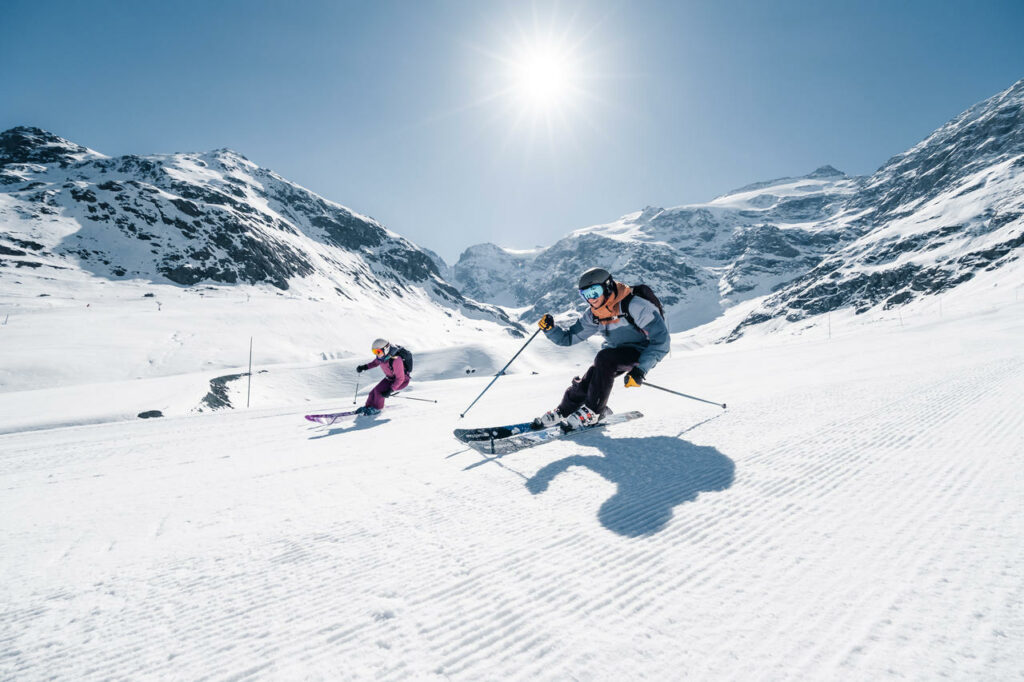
[538, 313, 554, 331]
[356, 364, 368, 373]
[624, 366, 645, 388]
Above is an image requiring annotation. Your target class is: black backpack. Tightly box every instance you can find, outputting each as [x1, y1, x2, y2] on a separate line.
[389, 346, 413, 374]
[621, 284, 666, 334]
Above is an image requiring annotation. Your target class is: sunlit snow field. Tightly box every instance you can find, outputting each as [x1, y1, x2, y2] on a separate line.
[1, 277, 1022, 680]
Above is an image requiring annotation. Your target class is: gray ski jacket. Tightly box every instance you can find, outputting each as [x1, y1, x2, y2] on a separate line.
[544, 296, 670, 374]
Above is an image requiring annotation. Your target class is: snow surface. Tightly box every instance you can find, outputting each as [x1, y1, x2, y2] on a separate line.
[2, 295, 1022, 680]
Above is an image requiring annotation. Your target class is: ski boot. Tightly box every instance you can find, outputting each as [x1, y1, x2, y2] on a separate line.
[531, 408, 564, 430]
[564, 405, 600, 431]
[355, 406, 381, 416]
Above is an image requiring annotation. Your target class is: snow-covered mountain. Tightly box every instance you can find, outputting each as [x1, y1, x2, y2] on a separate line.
[0, 126, 519, 319]
[451, 167, 861, 330]
[0, 127, 523, 392]
[729, 79, 1024, 338]
[448, 80, 1024, 336]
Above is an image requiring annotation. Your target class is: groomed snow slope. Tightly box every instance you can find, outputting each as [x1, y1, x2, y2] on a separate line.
[1, 302, 1022, 680]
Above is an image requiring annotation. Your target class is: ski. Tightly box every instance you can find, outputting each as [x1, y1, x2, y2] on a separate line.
[305, 410, 360, 425]
[304, 406, 389, 425]
[456, 410, 643, 455]
[453, 419, 541, 442]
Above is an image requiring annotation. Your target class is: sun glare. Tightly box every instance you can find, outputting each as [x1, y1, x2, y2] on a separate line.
[508, 43, 579, 112]
[465, 8, 610, 151]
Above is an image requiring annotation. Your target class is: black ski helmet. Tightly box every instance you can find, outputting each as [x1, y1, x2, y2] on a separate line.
[578, 267, 614, 297]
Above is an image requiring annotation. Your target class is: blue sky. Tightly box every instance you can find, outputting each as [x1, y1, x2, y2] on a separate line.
[3, 0, 1023, 262]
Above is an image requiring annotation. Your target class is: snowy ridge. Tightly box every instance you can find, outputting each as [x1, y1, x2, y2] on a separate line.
[730, 79, 1024, 336]
[451, 167, 860, 331]
[449, 81, 1024, 337]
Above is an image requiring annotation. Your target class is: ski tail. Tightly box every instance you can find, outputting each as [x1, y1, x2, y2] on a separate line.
[304, 404, 396, 425]
[305, 411, 356, 425]
[454, 420, 540, 442]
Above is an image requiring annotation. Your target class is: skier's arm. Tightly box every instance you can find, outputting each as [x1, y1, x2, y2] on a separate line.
[630, 299, 670, 373]
[543, 312, 599, 347]
[366, 357, 383, 370]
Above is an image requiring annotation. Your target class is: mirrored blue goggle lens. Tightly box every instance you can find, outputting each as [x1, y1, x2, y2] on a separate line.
[579, 284, 604, 300]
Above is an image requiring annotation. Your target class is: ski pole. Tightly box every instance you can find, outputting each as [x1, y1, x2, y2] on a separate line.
[352, 373, 361, 405]
[390, 393, 438, 404]
[459, 328, 542, 418]
[643, 382, 727, 409]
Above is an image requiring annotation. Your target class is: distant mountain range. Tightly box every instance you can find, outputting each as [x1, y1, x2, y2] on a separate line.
[3, 80, 1021, 348]
[444, 79, 1024, 338]
[447, 165, 861, 331]
[0, 127, 522, 334]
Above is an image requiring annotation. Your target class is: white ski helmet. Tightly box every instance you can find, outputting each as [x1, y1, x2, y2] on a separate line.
[371, 338, 391, 356]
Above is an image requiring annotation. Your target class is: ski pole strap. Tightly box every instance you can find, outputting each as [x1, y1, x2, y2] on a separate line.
[643, 382, 726, 409]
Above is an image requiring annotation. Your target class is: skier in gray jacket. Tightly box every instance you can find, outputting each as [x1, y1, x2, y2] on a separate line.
[534, 267, 670, 430]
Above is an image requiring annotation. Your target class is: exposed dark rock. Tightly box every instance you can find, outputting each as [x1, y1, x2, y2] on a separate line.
[0, 126, 97, 167]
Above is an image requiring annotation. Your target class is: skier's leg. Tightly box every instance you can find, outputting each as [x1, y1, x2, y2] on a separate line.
[556, 366, 596, 416]
[584, 347, 642, 415]
[366, 378, 393, 410]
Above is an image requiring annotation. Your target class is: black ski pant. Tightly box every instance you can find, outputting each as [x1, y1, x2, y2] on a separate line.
[557, 346, 642, 416]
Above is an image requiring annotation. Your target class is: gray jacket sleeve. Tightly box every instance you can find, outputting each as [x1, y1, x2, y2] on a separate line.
[544, 312, 600, 346]
[629, 298, 671, 373]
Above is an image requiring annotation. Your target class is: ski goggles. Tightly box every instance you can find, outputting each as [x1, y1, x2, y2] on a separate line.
[579, 284, 605, 301]
[372, 346, 387, 356]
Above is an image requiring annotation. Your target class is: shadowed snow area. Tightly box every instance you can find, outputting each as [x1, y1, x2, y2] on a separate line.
[1, 289, 1022, 680]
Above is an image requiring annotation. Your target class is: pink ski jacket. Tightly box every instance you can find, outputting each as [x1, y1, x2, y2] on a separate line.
[366, 354, 406, 383]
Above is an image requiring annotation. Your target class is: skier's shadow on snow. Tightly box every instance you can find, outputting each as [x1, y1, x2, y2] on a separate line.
[525, 432, 734, 537]
[309, 417, 392, 439]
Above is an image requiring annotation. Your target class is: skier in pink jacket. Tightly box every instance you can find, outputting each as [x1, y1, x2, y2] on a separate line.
[354, 338, 412, 415]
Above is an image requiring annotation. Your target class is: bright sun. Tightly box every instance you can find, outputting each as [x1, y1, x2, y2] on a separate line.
[507, 43, 578, 112]
[468, 13, 604, 148]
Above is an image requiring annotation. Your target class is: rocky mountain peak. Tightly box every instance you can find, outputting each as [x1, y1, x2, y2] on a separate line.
[0, 129, 522, 333]
[0, 126, 104, 168]
[806, 165, 845, 178]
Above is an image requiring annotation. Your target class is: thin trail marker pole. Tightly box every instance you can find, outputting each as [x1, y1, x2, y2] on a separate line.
[246, 336, 253, 408]
[644, 382, 727, 409]
[460, 328, 541, 418]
